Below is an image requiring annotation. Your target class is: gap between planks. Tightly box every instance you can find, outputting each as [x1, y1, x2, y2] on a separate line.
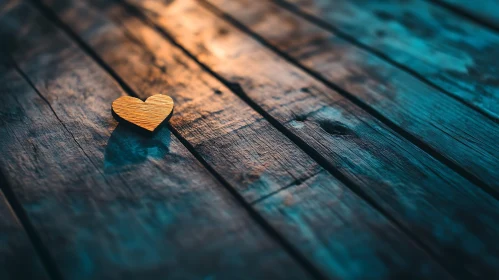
[196, 0, 499, 203]
[427, 0, 499, 34]
[27, 0, 327, 278]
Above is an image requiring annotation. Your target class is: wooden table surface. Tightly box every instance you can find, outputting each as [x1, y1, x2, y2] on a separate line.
[1, 0, 498, 279]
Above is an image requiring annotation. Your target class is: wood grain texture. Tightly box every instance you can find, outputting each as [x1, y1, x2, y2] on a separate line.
[0, 1, 313, 279]
[435, 0, 499, 30]
[119, 0, 499, 277]
[280, 0, 499, 121]
[40, 0, 454, 279]
[205, 0, 499, 210]
[112, 94, 174, 132]
[0, 188, 49, 280]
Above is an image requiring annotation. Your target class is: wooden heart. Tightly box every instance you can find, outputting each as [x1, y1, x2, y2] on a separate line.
[112, 94, 174, 132]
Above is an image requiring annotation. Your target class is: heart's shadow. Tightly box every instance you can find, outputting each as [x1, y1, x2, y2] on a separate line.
[104, 123, 171, 173]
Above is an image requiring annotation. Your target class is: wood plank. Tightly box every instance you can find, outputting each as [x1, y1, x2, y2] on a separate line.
[435, 0, 499, 30]
[204, 0, 499, 216]
[0, 187, 49, 280]
[38, 0, 455, 279]
[0, 1, 314, 279]
[278, 0, 499, 121]
[114, 0, 499, 277]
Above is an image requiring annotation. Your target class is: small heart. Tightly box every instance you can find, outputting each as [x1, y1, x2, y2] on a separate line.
[112, 94, 174, 132]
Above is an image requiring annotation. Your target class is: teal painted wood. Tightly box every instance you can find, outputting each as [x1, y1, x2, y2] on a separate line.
[205, 0, 499, 205]
[0, 188, 49, 280]
[40, 0, 453, 278]
[435, 0, 499, 30]
[280, 0, 499, 121]
[122, 0, 499, 278]
[0, 2, 314, 279]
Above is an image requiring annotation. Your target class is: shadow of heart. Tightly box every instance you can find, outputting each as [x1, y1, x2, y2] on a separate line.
[104, 124, 171, 173]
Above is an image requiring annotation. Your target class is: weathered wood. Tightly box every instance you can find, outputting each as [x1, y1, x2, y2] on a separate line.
[0, 2, 314, 279]
[112, 94, 174, 132]
[205, 0, 499, 214]
[435, 0, 499, 30]
[205, 0, 499, 195]
[39, 0, 454, 278]
[118, 0, 499, 277]
[0, 188, 49, 280]
[279, 0, 499, 121]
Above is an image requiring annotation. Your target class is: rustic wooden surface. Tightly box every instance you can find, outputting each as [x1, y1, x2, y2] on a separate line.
[38, 0, 451, 279]
[0, 0, 498, 279]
